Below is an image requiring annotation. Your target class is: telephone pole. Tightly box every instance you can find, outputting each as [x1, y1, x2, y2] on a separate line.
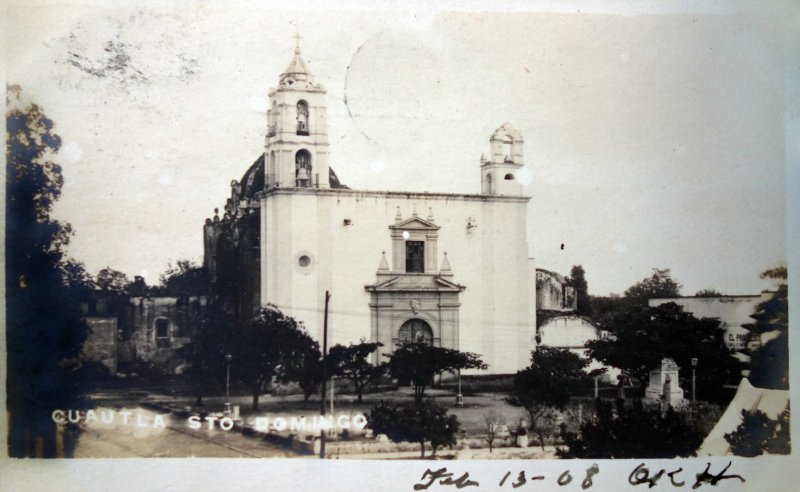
[319, 290, 330, 459]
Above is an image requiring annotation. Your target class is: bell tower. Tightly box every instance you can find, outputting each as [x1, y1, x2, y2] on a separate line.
[265, 35, 331, 189]
[480, 122, 524, 196]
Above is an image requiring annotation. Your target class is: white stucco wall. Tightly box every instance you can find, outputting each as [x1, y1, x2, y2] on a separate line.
[260, 188, 536, 374]
[538, 315, 598, 349]
[538, 315, 620, 381]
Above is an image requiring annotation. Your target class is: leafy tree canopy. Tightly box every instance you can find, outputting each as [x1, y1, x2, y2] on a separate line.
[567, 265, 592, 315]
[6, 86, 93, 457]
[95, 266, 130, 292]
[328, 340, 386, 403]
[745, 266, 788, 389]
[385, 342, 487, 402]
[588, 294, 626, 325]
[282, 332, 323, 406]
[513, 347, 590, 411]
[157, 259, 208, 296]
[695, 288, 724, 297]
[174, 301, 229, 405]
[624, 268, 682, 305]
[724, 407, 791, 456]
[587, 302, 740, 401]
[229, 306, 317, 410]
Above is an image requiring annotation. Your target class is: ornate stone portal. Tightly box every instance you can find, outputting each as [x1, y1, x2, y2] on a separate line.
[365, 208, 464, 363]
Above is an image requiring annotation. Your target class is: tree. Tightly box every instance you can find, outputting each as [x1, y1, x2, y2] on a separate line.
[158, 259, 209, 296]
[95, 267, 130, 292]
[567, 265, 592, 316]
[385, 342, 487, 403]
[724, 406, 791, 456]
[624, 268, 682, 305]
[283, 333, 323, 407]
[483, 410, 503, 453]
[328, 341, 386, 403]
[587, 302, 740, 401]
[368, 400, 460, 458]
[745, 267, 788, 389]
[229, 306, 316, 410]
[6, 86, 93, 457]
[174, 301, 228, 406]
[558, 399, 704, 458]
[588, 294, 627, 326]
[511, 347, 591, 447]
[695, 288, 723, 297]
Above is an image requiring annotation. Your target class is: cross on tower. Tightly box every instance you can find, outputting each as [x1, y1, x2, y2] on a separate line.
[293, 30, 302, 50]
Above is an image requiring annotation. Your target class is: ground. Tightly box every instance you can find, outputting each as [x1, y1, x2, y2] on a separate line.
[65, 377, 720, 459]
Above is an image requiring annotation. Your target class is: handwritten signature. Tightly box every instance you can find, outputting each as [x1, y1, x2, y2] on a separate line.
[413, 462, 744, 490]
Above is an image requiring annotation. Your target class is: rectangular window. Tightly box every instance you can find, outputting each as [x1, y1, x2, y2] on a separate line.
[155, 319, 169, 338]
[405, 241, 425, 273]
[155, 319, 170, 348]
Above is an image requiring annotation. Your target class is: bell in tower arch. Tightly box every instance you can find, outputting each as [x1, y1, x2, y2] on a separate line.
[295, 148, 312, 188]
[296, 167, 310, 187]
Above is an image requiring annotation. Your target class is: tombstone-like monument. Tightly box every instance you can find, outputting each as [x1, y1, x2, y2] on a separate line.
[644, 358, 686, 407]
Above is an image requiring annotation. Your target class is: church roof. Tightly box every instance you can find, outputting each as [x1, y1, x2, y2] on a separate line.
[329, 167, 349, 189]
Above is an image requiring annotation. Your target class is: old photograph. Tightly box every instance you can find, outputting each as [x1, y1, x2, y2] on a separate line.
[4, 0, 795, 478]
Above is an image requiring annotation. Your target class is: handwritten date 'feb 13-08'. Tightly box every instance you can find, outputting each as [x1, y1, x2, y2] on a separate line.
[412, 462, 745, 490]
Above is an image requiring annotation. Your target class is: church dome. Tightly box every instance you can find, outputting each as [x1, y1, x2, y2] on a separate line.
[239, 154, 265, 199]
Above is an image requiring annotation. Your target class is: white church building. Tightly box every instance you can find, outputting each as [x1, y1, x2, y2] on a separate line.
[204, 43, 537, 374]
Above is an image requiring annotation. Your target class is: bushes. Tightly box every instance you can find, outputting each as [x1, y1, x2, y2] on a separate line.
[724, 407, 791, 456]
[558, 399, 704, 459]
[367, 400, 460, 457]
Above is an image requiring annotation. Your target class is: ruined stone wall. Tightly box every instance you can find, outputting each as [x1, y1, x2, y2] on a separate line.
[83, 317, 118, 373]
[118, 296, 206, 374]
[535, 269, 576, 312]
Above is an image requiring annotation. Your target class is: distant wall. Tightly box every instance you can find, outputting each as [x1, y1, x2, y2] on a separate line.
[83, 317, 118, 373]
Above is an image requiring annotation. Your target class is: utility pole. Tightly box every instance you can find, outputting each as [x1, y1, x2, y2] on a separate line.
[319, 290, 330, 459]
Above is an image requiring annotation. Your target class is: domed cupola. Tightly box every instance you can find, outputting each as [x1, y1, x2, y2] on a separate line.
[279, 38, 314, 88]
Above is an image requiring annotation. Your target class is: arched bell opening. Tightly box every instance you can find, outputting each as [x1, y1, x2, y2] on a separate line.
[295, 149, 312, 187]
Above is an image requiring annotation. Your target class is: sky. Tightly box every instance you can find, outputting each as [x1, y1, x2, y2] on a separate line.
[6, 0, 797, 296]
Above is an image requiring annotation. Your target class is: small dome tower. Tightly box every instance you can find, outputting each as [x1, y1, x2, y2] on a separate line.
[481, 123, 524, 196]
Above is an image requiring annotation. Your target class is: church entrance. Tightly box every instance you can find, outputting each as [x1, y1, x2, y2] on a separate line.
[398, 318, 433, 346]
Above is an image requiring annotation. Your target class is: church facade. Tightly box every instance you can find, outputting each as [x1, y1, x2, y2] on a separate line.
[204, 44, 537, 374]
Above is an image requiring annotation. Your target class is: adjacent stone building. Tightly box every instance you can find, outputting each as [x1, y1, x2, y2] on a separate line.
[80, 278, 207, 374]
[533, 268, 619, 380]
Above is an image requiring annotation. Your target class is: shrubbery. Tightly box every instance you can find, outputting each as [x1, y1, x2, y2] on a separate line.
[368, 400, 460, 457]
[558, 399, 704, 459]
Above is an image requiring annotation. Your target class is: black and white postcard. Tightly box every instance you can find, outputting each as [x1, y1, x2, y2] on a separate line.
[3, 1, 798, 490]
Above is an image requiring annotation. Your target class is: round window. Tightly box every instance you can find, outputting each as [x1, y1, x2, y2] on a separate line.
[298, 255, 311, 267]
